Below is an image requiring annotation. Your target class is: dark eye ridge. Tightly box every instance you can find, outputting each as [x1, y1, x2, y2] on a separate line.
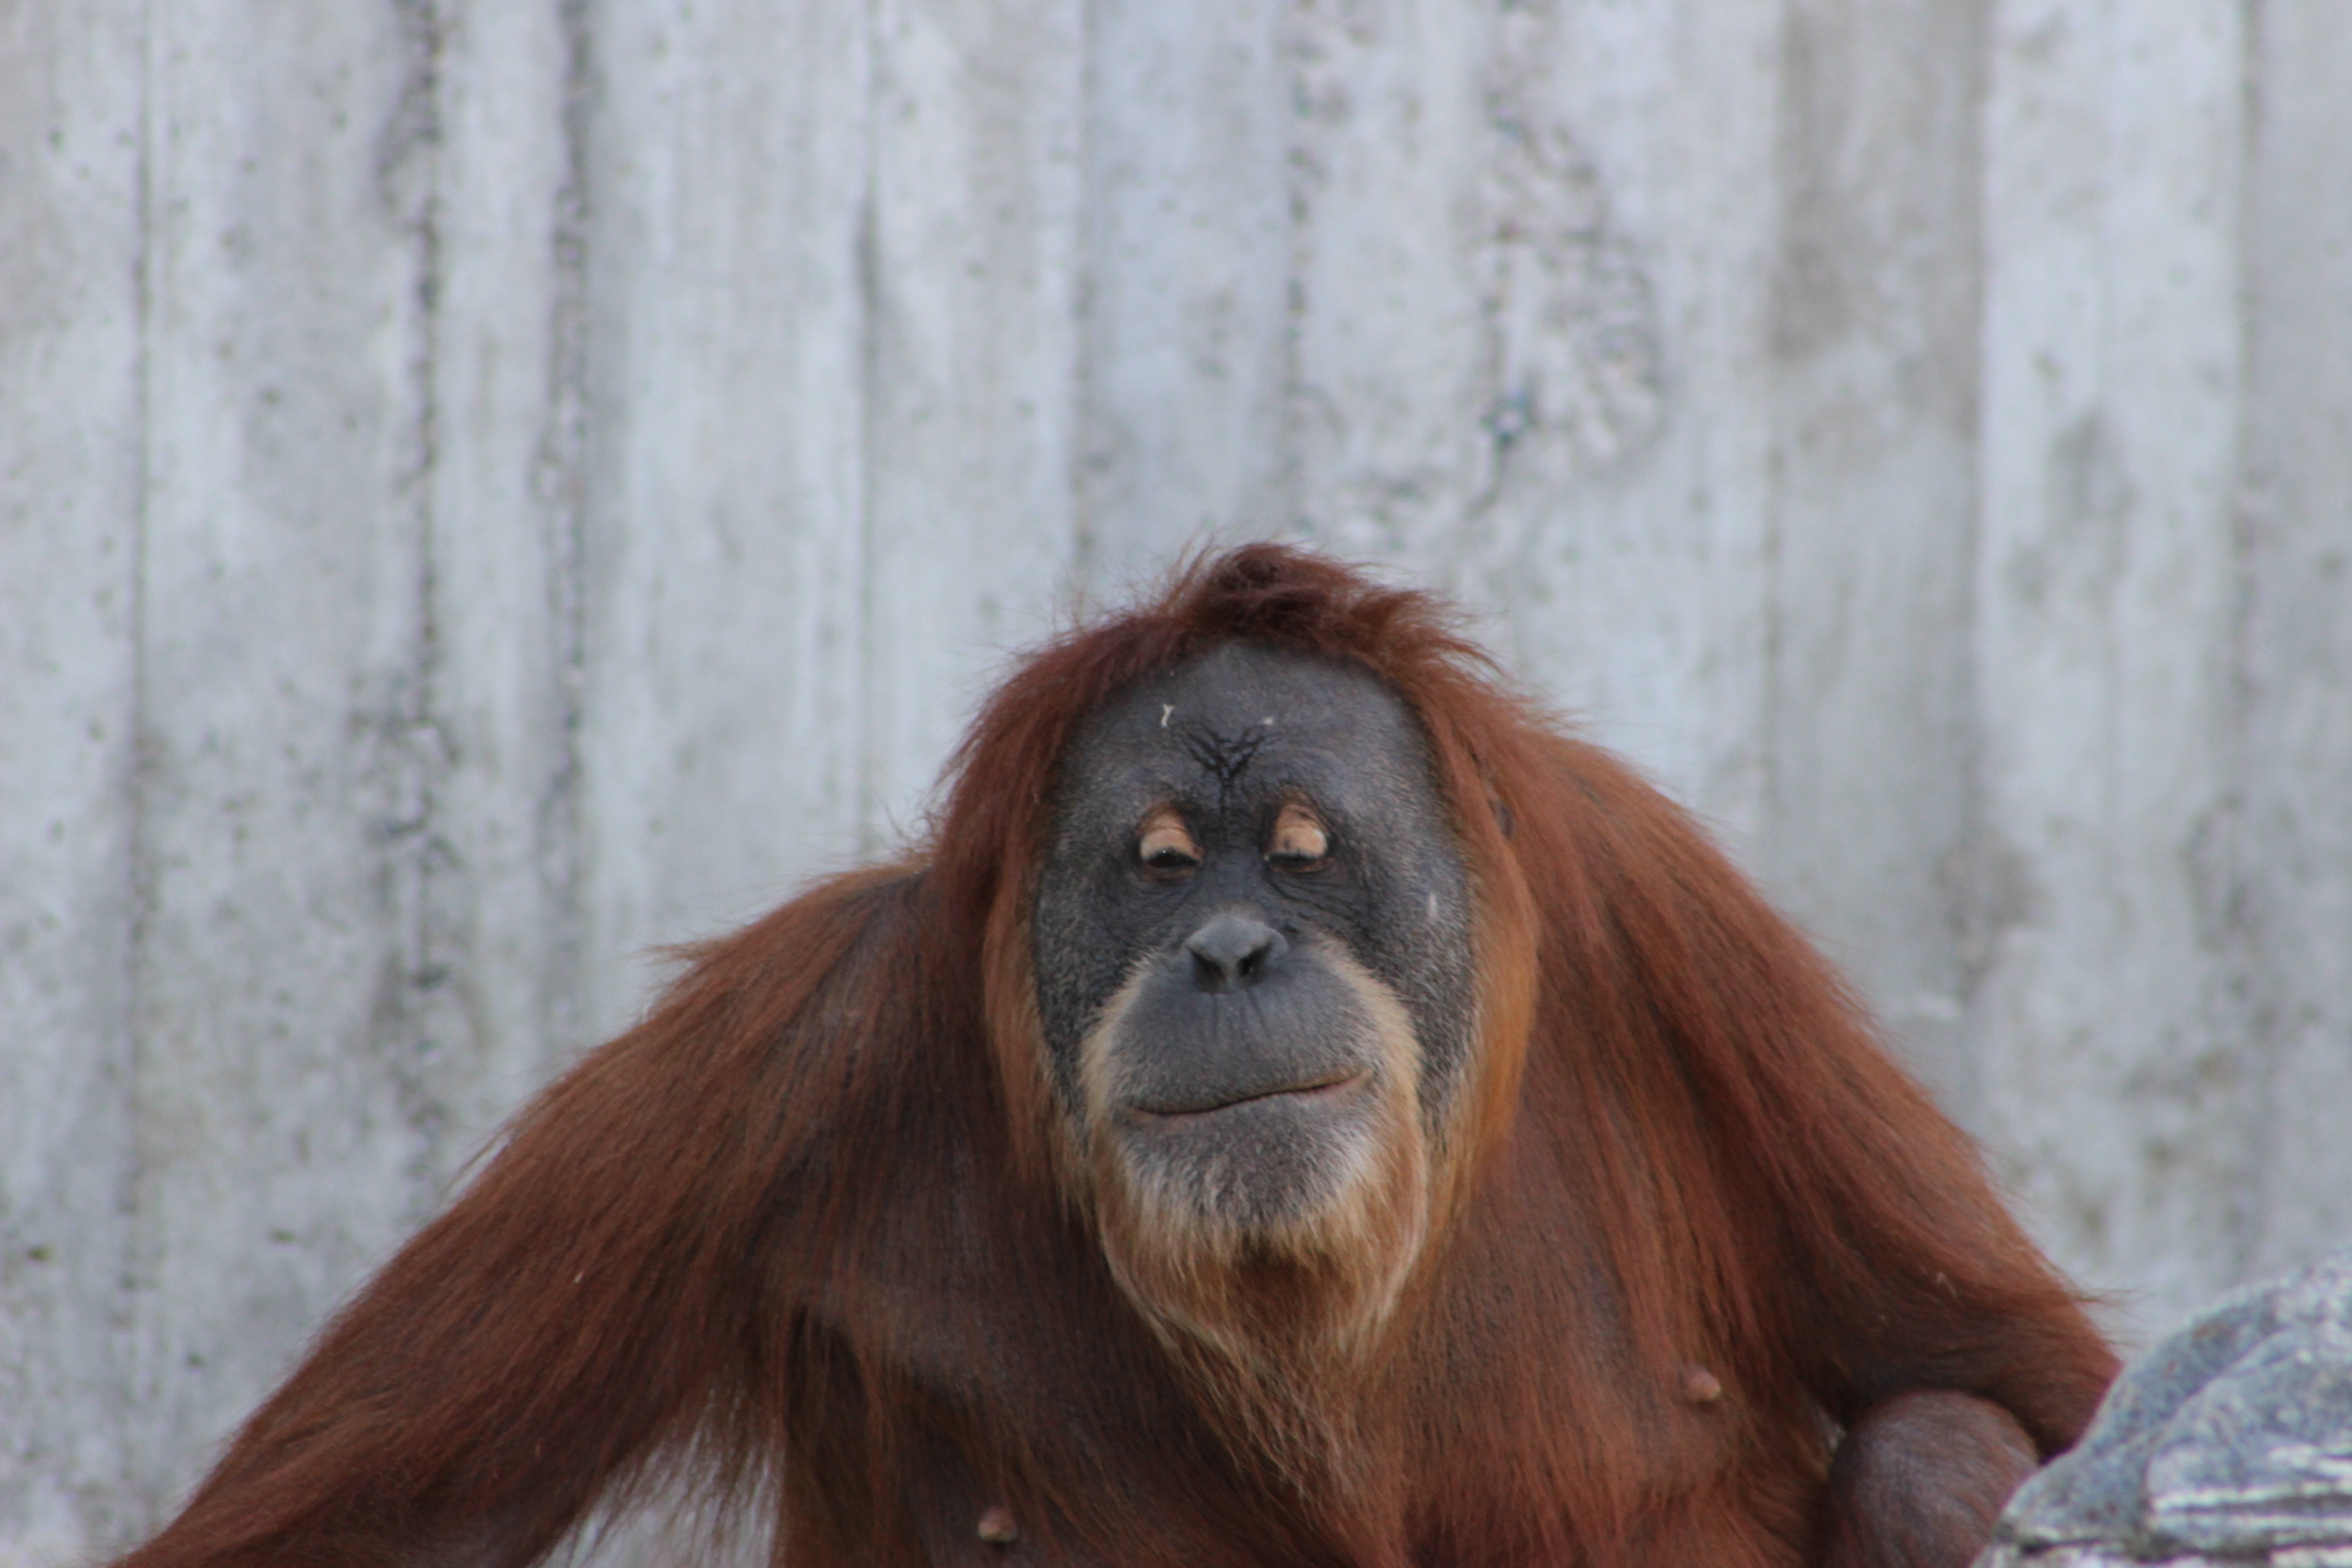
[1266, 802, 1331, 868]
[1135, 807, 1201, 877]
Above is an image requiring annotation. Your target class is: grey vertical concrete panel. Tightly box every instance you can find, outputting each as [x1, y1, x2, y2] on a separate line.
[1975, 0, 2250, 1340]
[2239, 0, 2352, 1279]
[1486, 0, 1782, 838]
[0, 1, 144, 1553]
[861, 0, 1085, 837]
[1078, 0, 1294, 585]
[577, 0, 871, 1039]
[1289, 0, 1781, 837]
[1286, 0, 1502, 564]
[1753, 0, 1990, 1112]
[121, 0, 456, 1517]
[423, 4, 587, 1152]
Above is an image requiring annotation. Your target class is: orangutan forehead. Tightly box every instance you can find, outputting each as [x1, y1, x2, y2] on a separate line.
[1073, 644, 1425, 792]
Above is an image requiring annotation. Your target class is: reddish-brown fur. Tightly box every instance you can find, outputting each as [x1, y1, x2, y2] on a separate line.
[118, 547, 2116, 1568]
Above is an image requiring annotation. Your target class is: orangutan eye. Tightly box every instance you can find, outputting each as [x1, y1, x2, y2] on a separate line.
[1267, 803, 1330, 868]
[1137, 809, 1201, 876]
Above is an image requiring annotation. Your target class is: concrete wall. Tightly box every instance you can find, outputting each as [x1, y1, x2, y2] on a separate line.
[2, 0, 2345, 1556]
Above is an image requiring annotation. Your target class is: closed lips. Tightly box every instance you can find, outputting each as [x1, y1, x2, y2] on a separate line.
[1122, 1072, 1369, 1121]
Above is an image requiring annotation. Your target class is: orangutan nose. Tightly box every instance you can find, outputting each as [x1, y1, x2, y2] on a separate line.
[1185, 912, 1288, 993]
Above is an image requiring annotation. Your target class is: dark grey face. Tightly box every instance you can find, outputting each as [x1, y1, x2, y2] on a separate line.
[1032, 644, 1477, 1223]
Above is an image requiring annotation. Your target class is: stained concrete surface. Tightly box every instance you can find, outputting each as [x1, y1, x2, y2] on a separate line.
[3, 0, 2347, 1557]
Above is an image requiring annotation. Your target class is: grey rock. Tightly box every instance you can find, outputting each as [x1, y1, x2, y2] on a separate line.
[1981, 1250, 2352, 1567]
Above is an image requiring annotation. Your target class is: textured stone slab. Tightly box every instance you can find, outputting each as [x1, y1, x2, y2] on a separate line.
[1983, 1250, 2352, 1566]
